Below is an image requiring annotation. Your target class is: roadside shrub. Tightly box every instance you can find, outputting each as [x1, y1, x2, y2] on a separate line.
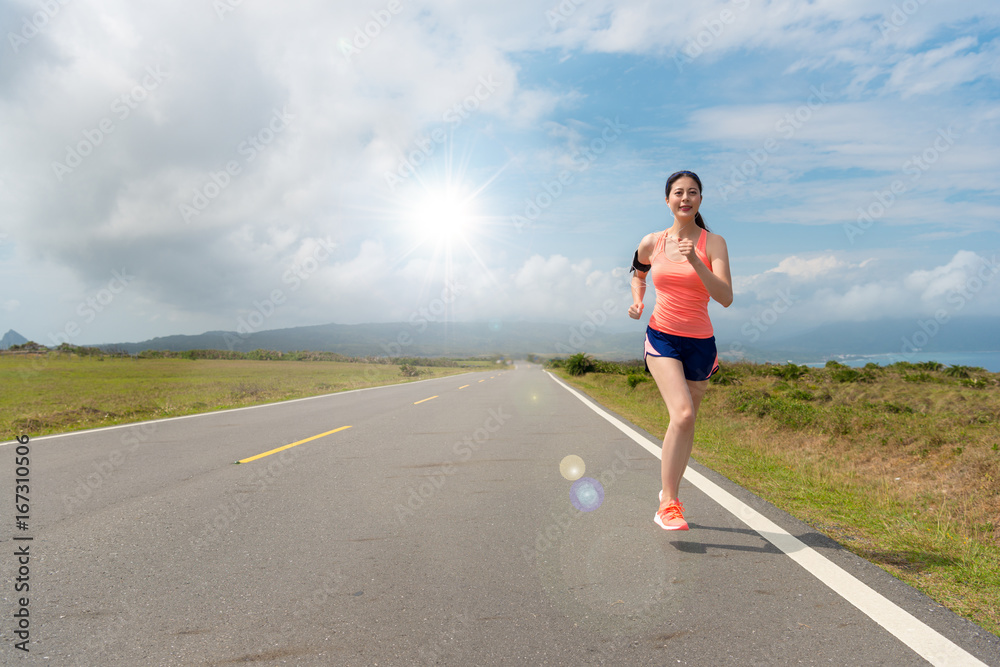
[711, 365, 741, 386]
[728, 389, 773, 418]
[770, 398, 818, 428]
[395, 357, 459, 368]
[787, 388, 815, 401]
[593, 359, 636, 375]
[770, 363, 808, 381]
[728, 389, 817, 428]
[246, 349, 283, 361]
[399, 364, 421, 377]
[826, 405, 855, 436]
[565, 353, 595, 376]
[830, 367, 877, 383]
[915, 361, 944, 372]
[626, 373, 648, 389]
[831, 367, 861, 382]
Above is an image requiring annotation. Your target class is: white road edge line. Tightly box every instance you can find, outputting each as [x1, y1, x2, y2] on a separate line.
[0, 371, 476, 447]
[546, 370, 986, 667]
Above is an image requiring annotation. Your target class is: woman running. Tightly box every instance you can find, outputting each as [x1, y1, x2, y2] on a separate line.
[628, 170, 733, 530]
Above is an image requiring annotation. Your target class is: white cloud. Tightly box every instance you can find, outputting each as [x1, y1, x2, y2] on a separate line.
[724, 250, 1000, 336]
[885, 36, 997, 98]
[766, 255, 846, 280]
[903, 250, 994, 301]
[2, 0, 998, 345]
[809, 281, 912, 321]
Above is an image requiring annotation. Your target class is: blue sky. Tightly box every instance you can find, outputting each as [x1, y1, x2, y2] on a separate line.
[1, 0, 998, 349]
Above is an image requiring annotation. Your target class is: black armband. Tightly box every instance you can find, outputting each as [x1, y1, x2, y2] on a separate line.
[630, 250, 651, 274]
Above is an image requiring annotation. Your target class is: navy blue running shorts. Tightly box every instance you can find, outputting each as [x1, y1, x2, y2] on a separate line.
[643, 326, 720, 382]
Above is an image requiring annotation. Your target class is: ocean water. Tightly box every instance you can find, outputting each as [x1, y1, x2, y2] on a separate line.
[801, 350, 1000, 373]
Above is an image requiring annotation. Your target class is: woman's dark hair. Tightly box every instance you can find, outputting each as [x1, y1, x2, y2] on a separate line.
[665, 170, 709, 231]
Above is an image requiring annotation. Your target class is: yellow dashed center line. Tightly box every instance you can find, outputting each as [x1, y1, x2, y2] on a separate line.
[478, 379, 485, 383]
[459, 384, 470, 389]
[414, 395, 439, 405]
[237, 425, 352, 464]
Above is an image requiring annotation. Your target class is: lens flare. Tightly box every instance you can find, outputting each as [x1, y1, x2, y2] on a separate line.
[570, 477, 604, 512]
[559, 455, 585, 481]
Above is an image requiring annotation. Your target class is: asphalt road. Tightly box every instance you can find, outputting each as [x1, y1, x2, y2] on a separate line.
[2, 362, 998, 665]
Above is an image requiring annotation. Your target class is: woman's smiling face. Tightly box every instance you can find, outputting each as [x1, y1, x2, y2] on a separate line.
[666, 175, 701, 221]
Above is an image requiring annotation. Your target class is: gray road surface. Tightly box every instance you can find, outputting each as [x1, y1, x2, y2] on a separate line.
[2, 362, 998, 665]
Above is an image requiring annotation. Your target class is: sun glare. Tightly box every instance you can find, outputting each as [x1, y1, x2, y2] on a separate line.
[383, 153, 511, 294]
[412, 188, 473, 242]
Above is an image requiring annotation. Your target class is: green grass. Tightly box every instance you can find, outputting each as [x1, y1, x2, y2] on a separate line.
[2, 352, 493, 437]
[552, 360, 1000, 637]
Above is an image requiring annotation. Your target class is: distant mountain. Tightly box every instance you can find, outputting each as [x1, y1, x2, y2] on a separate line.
[99, 321, 649, 360]
[86, 315, 1000, 363]
[0, 329, 28, 349]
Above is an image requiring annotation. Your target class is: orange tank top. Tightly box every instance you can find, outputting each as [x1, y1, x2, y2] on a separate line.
[648, 228, 714, 339]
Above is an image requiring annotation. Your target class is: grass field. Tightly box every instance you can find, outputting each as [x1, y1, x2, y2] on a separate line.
[2, 352, 492, 437]
[552, 358, 1000, 637]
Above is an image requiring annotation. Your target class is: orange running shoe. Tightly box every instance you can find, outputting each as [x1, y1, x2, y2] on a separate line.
[654, 499, 688, 531]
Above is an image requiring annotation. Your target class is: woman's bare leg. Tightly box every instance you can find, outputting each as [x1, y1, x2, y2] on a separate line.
[645, 355, 709, 502]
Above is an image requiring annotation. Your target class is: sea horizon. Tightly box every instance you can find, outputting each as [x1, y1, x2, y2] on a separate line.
[798, 350, 1000, 373]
